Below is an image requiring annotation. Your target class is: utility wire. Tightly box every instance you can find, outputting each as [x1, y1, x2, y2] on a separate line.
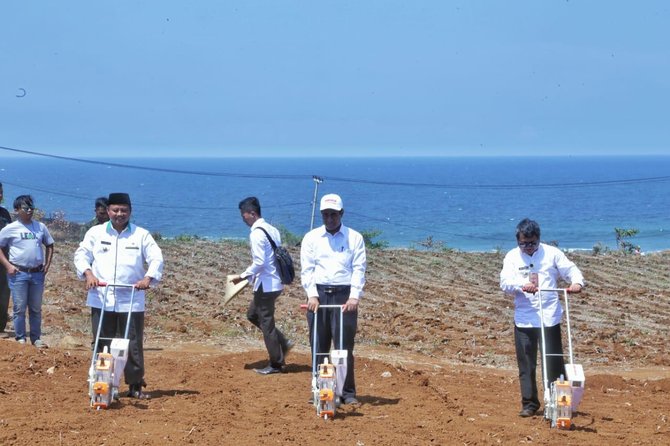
[0, 180, 309, 211]
[346, 210, 509, 243]
[0, 146, 308, 180]
[3, 145, 670, 190]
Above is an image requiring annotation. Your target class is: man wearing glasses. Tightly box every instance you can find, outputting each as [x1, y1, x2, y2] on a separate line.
[499, 218, 584, 418]
[0, 195, 54, 348]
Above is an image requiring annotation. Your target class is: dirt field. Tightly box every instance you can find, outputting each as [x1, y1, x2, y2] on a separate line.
[1, 239, 669, 445]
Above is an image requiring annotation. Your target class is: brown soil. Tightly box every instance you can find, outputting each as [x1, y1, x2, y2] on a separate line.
[1, 240, 669, 445]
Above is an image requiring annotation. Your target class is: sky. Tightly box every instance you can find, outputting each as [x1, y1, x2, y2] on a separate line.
[1, 1, 669, 158]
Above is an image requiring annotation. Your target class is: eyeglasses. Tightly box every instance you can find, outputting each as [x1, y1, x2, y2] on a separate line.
[20, 206, 34, 212]
[518, 240, 539, 248]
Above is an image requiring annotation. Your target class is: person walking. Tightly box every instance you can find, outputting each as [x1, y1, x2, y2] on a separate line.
[0, 182, 13, 338]
[230, 196, 293, 375]
[74, 193, 164, 399]
[0, 195, 54, 347]
[500, 218, 584, 417]
[301, 193, 366, 405]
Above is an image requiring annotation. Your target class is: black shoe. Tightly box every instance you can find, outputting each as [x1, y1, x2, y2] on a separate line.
[519, 407, 537, 417]
[254, 365, 282, 375]
[343, 397, 360, 405]
[128, 383, 151, 400]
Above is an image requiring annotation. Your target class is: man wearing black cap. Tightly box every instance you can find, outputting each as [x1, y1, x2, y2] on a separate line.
[74, 193, 164, 399]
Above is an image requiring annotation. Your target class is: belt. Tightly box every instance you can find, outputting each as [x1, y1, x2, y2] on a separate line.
[316, 284, 351, 294]
[12, 264, 44, 273]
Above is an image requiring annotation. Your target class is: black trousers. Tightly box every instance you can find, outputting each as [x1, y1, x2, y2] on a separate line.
[307, 285, 357, 399]
[514, 323, 564, 411]
[91, 307, 145, 386]
[0, 267, 9, 331]
[247, 285, 288, 368]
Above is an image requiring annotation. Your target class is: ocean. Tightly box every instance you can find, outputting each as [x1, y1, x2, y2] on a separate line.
[1, 155, 668, 252]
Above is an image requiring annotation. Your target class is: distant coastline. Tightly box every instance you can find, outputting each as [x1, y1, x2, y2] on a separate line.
[2, 155, 668, 252]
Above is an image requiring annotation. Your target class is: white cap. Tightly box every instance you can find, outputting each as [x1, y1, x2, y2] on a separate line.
[320, 194, 343, 211]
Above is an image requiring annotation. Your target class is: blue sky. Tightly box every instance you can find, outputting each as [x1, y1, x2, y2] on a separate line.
[1, 1, 669, 157]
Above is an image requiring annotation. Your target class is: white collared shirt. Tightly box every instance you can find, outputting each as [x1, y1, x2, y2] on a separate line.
[242, 218, 283, 293]
[74, 222, 164, 312]
[300, 224, 366, 300]
[500, 243, 584, 327]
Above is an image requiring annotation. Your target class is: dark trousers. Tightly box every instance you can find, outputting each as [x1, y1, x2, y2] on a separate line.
[0, 268, 9, 331]
[91, 308, 145, 386]
[514, 323, 564, 411]
[307, 285, 357, 399]
[247, 285, 287, 368]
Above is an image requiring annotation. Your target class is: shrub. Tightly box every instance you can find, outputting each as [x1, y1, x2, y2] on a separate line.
[614, 227, 640, 254]
[361, 229, 389, 250]
[276, 224, 302, 247]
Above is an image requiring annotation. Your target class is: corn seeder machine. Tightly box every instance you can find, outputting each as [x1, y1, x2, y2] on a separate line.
[538, 288, 585, 429]
[303, 304, 348, 420]
[88, 283, 135, 410]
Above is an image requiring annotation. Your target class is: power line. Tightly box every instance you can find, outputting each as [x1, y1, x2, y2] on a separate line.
[346, 210, 509, 243]
[0, 180, 310, 211]
[0, 146, 308, 180]
[3, 145, 670, 190]
[347, 210, 668, 245]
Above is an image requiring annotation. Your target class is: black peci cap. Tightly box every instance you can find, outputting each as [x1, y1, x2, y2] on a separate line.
[107, 193, 131, 206]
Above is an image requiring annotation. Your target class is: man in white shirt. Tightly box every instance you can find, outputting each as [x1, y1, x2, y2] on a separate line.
[500, 218, 584, 418]
[74, 193, 164, 399]
[230, 197, 292, 375]
[301, 194, 366, 405]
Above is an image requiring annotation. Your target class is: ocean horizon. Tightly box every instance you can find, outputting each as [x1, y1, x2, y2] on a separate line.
[1, 155, 668, 253]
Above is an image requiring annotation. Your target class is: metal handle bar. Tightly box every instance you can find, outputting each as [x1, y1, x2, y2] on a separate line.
[300, 304, 345, 379]
[97, 282, 136, 288]
[539, 288, 576, 365]
[300, 303, 344, 310]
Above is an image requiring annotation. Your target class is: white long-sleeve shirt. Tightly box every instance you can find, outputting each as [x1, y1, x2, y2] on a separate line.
[241, 218, 283, 293]
[74, 222, 164, 312]
[500, 243, 584, 327]
[300, 224, 366, 300]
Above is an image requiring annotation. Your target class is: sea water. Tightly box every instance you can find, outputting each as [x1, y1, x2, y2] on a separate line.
[1, 155, 668, 252]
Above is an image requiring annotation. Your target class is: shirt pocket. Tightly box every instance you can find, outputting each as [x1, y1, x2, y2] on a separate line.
[95, 241, 113, 257]
[335, 248, 354, 266]
[118, 245, 141, 266]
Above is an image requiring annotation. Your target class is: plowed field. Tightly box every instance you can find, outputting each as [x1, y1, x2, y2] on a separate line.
[1, 240, 669, 445]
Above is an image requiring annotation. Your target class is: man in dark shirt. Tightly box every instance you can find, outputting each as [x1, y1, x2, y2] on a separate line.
[0, 182, 13, 337]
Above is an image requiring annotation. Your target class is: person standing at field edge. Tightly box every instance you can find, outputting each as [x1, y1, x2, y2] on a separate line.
[74, 192, 164, 399]
[0, 182, 13, 338]
[499, 218, 584, 418]
[301, 193, 367, 406]
[80, 196, 109, 238]
[230, 196, 293, 375]
[0, 195, 54, 347]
